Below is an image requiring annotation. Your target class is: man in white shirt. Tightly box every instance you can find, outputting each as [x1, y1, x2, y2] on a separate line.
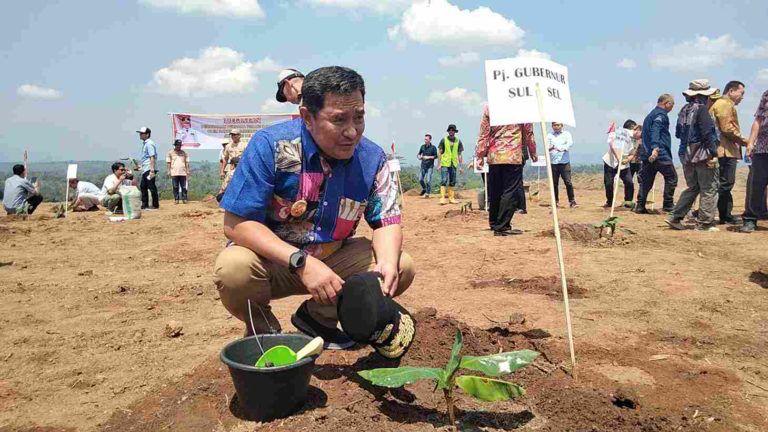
[101, 162, 132, 213]
[68, 178, 102, 212]
[547, 122, 577, 207]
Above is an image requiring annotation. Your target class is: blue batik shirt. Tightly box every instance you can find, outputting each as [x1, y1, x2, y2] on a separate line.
[221, 118, 401, 258]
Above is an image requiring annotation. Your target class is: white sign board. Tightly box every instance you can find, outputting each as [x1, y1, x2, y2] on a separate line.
[387, 159, 401, 172]
[170, 113, 298, 150]
[66, 164, 78, 179]
[473, 158, 489, 174]
[485, 57, 575, 127]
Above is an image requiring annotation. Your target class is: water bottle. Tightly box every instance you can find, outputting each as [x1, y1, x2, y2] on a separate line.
[744, 153, 752, 166]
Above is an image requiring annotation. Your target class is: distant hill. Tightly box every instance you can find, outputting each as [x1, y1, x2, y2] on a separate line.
[1, 160, 607, 202]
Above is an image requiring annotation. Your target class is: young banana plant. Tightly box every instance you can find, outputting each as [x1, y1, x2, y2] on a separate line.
[358, 330, 538, 427]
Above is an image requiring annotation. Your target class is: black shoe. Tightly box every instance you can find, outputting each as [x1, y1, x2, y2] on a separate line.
[602, 203, 612, 208]
[569, 201, 578, 208]
[633, 207, 649, 214]
[419, 190, 426, 196]
[719, 216, 741, 225]
[494, 228, 522, 236]
[740, 221, 757, 233]
[291, 301, 355, 350]
[517, 209, 527, 214]
[662, 207, 674, 213]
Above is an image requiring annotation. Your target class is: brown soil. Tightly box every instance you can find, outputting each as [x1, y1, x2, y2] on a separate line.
[539, 222, 634, 247]
[98, 310, 727, 432]
[1, 170, 767, 432]
[470, 276, 587, 299]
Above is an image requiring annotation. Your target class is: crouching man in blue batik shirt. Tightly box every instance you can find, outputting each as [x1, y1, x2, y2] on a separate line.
[213, 66, 415, 350]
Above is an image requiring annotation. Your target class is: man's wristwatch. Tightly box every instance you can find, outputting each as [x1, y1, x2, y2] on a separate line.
[289, 250, 308, 274]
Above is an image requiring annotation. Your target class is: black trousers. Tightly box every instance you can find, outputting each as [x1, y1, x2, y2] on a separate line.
[140, 171, 159, 209]
[172, 176, 188, 201]
[552, 163, 575, 204]
[488, 164, 523, 232]
[717, 157, 738, 220]
[603, 163, 635, 204]
[743, 154, 768, 222]
[636, 161, 678, 210]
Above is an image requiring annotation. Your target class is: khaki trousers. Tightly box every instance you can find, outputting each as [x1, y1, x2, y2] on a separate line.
[213, 237, 415, 333]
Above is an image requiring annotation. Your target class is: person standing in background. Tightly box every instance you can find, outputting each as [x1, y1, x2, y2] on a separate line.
[624, 120, 643, 208]
[417, 133, 437, 198]
[547, 122, 577, 208]
[437, 124, 464, 205]
[167, 139, 190, 204]
[136, 126, 159, 210]
[634, 94, 677, 213]
[218, 129, 246, 202]
[711, 80, 749, 225]
[475, 104, 538, 236]
[666, 80, 720, 232]
[740, 89, 768, 233]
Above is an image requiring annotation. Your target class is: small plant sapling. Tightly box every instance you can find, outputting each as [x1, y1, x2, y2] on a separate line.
[358, 330, 538, 427]
[595, 216, 620, 237]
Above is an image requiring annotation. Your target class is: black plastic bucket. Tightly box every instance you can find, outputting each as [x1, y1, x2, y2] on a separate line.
[220, 333, 317, 421]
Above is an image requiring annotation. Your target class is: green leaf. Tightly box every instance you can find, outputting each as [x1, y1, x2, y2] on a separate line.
[444, 329, 463, 380]
[455, 375, 525, 402]
[358, 367, 446, 389]
[459, 350, 539, 377]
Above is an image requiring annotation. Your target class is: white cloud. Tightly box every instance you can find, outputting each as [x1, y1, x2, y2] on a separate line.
[365, 102, 382, 118]
[616, 58, 637, 69]
[388, 0, 524, 48]
[139, 0, 265, 18]
[428, 87, 483, 115]
[17, 84, 62, 100]
[302, 0, 410, 15]
[650, 34, 768, 71]
[260, 99, 294, 113]
[516, 49, 551, 60]
[150, 47, 280, 97]
[438, 52, 480, 67]
[758, 68, 768, 83]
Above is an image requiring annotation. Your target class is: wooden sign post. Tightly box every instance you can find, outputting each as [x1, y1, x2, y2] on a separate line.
[485, 57, 578, 376]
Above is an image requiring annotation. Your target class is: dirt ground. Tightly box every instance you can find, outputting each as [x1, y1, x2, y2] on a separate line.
[1, 171, 767, 431]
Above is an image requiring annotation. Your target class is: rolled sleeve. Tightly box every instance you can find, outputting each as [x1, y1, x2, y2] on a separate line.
[364, 157, 402, 229]
[220, 133, 275, 222]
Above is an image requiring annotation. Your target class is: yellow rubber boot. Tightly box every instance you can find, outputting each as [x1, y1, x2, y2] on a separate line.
[448, 187, 458, 204]
[439, 186, 447, 205]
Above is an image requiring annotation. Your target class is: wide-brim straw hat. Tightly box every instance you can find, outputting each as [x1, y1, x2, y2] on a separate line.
[683, 79, 718, 97]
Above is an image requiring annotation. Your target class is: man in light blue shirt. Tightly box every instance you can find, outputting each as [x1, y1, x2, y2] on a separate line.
[3, 164, 43, 214]
[547, 122, 577, 207]
[137, 126, 159, 209]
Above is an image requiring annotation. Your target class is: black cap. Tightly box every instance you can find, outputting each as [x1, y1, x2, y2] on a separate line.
[447, 124, 458, 132]
[337, 272, 416, 359]
[275, 69, 304, 103]
[174, 139, 182, 145]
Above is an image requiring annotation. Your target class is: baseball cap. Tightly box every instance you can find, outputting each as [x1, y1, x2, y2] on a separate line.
[275, 68, 304, 102]
[136, 127, 151, 134]
[229, 128, 241, 135]
[337, 272, 416, 360]
[173, 139, 182, 145]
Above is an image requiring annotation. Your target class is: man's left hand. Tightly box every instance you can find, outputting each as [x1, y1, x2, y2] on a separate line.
[531, 154, 539, 163]
[374, 261, 399, 297]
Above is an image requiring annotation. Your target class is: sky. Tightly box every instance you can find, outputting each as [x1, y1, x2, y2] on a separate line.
[2, 0, 767, 165]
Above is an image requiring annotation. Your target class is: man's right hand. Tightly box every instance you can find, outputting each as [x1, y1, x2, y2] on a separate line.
[297, 256, 344, 305]
[649, 148, 659, 162]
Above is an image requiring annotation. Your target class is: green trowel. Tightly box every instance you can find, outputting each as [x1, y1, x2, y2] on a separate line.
[255, 336, 324, 368]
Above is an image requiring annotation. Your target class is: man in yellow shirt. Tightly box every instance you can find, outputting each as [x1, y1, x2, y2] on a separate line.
[710, 80, 748, 224]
